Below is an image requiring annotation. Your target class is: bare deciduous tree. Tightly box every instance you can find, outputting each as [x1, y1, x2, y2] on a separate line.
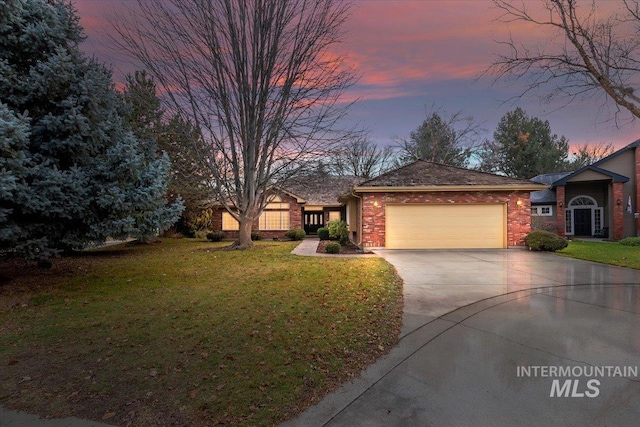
[489, 0, 640, 123]
[569, 141, 615, 168]
[112, 0, 357, 248]
[330, 136, 395, 178]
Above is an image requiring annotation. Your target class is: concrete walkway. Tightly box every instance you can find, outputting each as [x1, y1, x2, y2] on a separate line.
[291, 238, 377, 258]
[283, 249, 640, 426]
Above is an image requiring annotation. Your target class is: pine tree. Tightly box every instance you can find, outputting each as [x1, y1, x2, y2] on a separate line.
[158, 115, 212, 235]
[121, 71, 212, 236]
[478, 108, 570, 178]
[0, 0, 183, 261]
[396, 110, 480, 168]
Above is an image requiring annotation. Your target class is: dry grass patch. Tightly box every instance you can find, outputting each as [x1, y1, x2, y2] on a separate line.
[0, 239, 402, 426]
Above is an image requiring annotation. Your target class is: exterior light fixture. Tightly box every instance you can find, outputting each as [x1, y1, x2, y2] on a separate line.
[516, 200, 523, 206]
[617, 199, 622, 206]
[559, 201, 563, 208]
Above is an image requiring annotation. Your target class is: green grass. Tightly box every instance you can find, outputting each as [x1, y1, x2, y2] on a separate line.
[559, 240, 640, 269]
[0, 239, 403, 426]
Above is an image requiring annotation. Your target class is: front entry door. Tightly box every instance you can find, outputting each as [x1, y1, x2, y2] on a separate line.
[304, 212, 324, 234]
[573, 209, 592, 236]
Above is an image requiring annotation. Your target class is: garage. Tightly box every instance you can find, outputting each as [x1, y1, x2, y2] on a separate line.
[347, 160, 547, 248]
[385, 203, 507, 249]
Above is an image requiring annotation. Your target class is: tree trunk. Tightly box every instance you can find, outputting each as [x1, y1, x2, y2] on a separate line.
[232, 217, 254, 249]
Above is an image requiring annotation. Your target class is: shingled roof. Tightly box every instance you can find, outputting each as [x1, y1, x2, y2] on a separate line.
[285, 174, 366, 205]
[355, 160, 546, 190]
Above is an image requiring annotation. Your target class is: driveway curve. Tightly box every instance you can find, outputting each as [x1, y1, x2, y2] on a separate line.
[283, 249, 640, 427]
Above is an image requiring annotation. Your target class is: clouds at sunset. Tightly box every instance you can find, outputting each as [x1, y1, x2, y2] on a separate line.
[73, 0, 639, 149]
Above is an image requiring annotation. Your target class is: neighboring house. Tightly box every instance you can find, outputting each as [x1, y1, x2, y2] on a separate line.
[530, 172, 573, 232]
[211, 174, 364, 239]
[529, 140, 640, 240]
[340, 160, 546, 249]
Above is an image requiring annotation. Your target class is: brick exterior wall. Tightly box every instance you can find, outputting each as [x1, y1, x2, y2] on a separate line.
[212, 193, 303, 240]
[556, 185, 566, 237]
[359, 190, 532, 248]
[613, 181, 624, 240]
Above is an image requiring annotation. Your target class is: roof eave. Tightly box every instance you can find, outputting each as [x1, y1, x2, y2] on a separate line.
[354, 184, 549, 193]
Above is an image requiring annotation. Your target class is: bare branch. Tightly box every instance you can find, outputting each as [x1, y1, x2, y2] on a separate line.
[488, 0, 640, 122]
[110, 0, 357, 248]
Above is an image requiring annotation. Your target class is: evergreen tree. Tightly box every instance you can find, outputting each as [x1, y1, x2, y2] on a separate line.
[478, 108, 570, 178]
[158, 115, 212, 235]
[396, 110, 479, 168]
[121, 71, 211, 236]
[0, 104, 31, 253]
[0, 0, 183, 261]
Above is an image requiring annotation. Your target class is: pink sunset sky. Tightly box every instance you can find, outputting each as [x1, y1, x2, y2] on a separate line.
[74, 0, 640, 152]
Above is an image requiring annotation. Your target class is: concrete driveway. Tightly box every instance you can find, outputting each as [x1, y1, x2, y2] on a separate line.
[284, 249, 640, 426]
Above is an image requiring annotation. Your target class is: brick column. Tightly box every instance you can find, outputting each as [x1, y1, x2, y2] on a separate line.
[613, 182, 624, 240]
[361, 194, 385, 247]
[556, 185, 566, 237]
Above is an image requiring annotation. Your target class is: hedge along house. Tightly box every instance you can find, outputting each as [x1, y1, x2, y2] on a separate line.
[340, 160, 547, 249]
[210, 174, 364, 239]
[531, 140, 640, 240]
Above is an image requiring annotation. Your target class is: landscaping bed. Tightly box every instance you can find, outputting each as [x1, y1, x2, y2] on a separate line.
[316, 240, 373, 255]
[0, 239, 403, 426]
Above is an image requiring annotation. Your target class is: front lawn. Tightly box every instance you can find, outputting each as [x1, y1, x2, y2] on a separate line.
[559, 240, 640, 269]
[0, 239, 403, 426]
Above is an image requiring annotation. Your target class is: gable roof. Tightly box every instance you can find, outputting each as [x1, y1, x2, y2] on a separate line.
[591, 139, 640, 167]
[542, 140, 639, 188]
[354, 160, 547, 192]
[551, 165, 629, 187]
[531, 172, 573, 185]
[285, 174, 366, 206]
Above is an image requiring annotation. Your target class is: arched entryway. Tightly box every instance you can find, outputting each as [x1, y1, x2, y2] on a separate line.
[565, 195, 604, 236]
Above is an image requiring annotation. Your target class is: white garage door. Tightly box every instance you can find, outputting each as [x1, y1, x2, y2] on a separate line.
[385, 204, 506, 249]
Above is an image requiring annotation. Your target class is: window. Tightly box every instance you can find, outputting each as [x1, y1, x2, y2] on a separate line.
[259, 210, 290, 230]
[569, 196, 596, 206]
[328, 211, 341, 222]
[531, 206, 552, 216]
[565, 210, 572, 234]
[222, 212, 239, 231]
[265, 202, 290, 209]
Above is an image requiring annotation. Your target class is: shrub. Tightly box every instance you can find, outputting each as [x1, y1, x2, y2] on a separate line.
[317, 227, 330, 240]
[328, 220, 349, 245]
[285, 228, 306, 241]
[325, 242, 341, 254]
[195, 230, 210, 239]
[251, 231, 263, 241]
[525, 230, 568, 252]
[619, 237, 640, 246]
[206, 231, 225, 242]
